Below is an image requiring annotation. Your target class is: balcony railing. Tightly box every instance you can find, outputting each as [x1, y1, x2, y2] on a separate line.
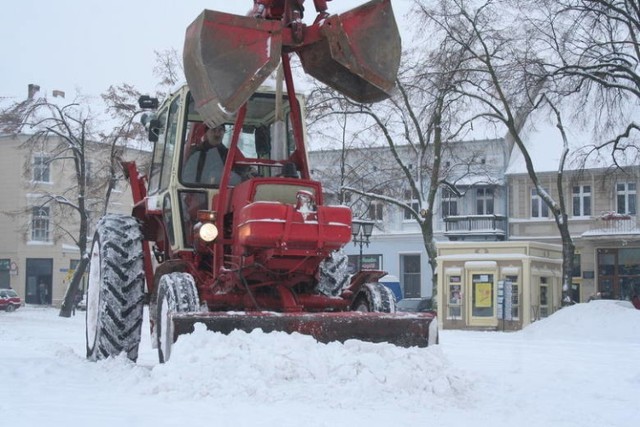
[583, 214, 640, 238]
[443, 214, 507, 240]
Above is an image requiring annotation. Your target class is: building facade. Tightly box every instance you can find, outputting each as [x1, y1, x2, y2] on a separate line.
[507, 167, 640, 303]
[309, 134, 639, 321]
[0, 133, 148, 306]
[309, 137, 509, 299]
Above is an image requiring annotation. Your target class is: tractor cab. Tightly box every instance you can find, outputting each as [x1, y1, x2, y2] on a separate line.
[138, 85, 308, 254]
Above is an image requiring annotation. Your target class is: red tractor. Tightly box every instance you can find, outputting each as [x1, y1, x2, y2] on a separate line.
[85, 0, 437, 363]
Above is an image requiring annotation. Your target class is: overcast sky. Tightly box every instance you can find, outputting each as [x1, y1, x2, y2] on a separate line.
[0, 0, 415, 101]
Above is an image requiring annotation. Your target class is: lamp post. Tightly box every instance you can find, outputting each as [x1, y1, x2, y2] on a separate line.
[351, 219, 374, 272]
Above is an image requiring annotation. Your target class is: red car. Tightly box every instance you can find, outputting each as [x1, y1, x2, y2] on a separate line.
[0, 289, 22, 312]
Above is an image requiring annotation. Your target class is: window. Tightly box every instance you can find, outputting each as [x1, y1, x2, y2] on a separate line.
[400, 254, 421, 298]
[531, 188, 549, 218]
[572, 185, 591, 217]
[441, 188, 458, 218]
[31, 207, 50, 242]
[476, 188, 494, 215]
[403, 189, 420, 221]
[572, 253, 581, 278]
[448, 277, 462, 319]
[33, 155, 51, 183]
[369, 202, 384, 221]
[505, 275, 519, 320]
[539, 277, 549, 318]
[0, 259, 10, 289]
[471, 273, 494, 317]
[616, 182, 636, 215]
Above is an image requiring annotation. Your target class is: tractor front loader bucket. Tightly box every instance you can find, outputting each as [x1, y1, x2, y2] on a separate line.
[297, 0, 401, 103]
[184, 0, 401, 126]
[183, 10, 282, 127]
[172, 311, 438, 348]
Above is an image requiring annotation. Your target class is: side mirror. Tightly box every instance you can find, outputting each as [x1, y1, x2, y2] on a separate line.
[138, 95, 159, 110]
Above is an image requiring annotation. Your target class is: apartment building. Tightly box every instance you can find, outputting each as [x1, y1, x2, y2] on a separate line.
[309, 112, 639, 329]
[0, 133, 148, 306]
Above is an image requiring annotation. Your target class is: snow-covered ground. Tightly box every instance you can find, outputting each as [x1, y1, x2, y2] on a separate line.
[1, 300, 639, 427]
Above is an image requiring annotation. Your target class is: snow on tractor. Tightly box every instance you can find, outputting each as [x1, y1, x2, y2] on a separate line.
[85, 0, 437, 363]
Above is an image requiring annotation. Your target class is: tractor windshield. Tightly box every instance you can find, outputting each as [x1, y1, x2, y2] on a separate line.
[179, 91, 298, 188]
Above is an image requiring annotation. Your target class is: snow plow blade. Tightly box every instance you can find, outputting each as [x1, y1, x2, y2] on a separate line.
[172, 311, 437, 348]
[183, 0, 401, 125]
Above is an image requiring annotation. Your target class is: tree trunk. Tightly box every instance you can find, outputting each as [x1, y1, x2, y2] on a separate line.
[59, 256, 89, 318]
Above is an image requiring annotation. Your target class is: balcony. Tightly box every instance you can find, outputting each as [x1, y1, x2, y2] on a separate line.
[582, 213, 640, 239]
[443, 214, 507, 241]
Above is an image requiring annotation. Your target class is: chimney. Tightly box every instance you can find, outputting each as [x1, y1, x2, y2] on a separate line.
[52, 90, 65, 98]
[28, 83, 40, 99]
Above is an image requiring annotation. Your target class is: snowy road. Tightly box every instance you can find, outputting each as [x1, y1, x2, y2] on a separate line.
[1, 301, 639, 427]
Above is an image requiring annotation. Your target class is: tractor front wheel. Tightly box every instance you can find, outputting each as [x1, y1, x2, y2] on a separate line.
[352, 282, 396, 313]
[156, 272, 200, 363]
[86, 214, 145, 362]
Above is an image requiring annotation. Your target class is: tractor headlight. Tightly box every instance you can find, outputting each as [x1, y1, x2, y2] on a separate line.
[198, 222, 218, 242]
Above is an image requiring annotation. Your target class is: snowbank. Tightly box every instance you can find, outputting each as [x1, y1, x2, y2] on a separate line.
[522, 300, 640, 343]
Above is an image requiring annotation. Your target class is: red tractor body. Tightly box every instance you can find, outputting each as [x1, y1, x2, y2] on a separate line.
[86, 0, 436, 364]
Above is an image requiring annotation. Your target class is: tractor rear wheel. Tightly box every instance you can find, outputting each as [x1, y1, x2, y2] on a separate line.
[352, 282, 396, 313]
[156, 272, 200, 363]
[86, 214, 145, 362]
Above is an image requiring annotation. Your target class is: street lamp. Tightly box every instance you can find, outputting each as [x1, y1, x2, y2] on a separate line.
[351, 219, 375, 272]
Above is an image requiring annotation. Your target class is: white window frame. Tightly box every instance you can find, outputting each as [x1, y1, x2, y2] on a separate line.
[476, 187, 494, 215]
[616, 182, 636, 215]
[369, 201, 384, 222]
[31, 206, 51, 242]
[33, 155, 51, 183]
[441, 188, 458, 218]
[403, 189, 420, 221]
[531, 188, 549, 218]
[572, 185, 591, 217]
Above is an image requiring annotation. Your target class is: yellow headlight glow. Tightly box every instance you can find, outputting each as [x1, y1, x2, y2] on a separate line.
[198, 222, 218, 242]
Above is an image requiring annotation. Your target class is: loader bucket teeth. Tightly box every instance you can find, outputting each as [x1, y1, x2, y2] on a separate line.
[183, 10, 282, 126]
[297, 0, 401, 103]
[172, 312, 436, 348]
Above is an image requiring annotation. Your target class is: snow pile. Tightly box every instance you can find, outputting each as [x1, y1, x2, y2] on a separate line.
[522, 300, 640, 343]
[3, 303, 640, 426]
[145, 323, 468, 408]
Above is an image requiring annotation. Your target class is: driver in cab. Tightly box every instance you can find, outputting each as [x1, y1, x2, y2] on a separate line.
[183, 124, 229, 185]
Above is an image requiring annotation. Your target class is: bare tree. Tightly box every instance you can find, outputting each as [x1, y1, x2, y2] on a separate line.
[306, 38, 475, 292]
[0, 88, 147, 317]
[539, 0, 640, 163]
[417, 0, 579, 303]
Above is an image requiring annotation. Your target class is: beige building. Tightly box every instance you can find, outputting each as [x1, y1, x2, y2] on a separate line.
[0, 133, 148, 306]
[436, 241, 563, 331]
[507, 168, 640, 304]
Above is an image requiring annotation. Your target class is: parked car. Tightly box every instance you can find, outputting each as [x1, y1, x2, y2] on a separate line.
[77, 293, 87, 311]
[0, 289, 22, 312]
[396, 297, 436, 315]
